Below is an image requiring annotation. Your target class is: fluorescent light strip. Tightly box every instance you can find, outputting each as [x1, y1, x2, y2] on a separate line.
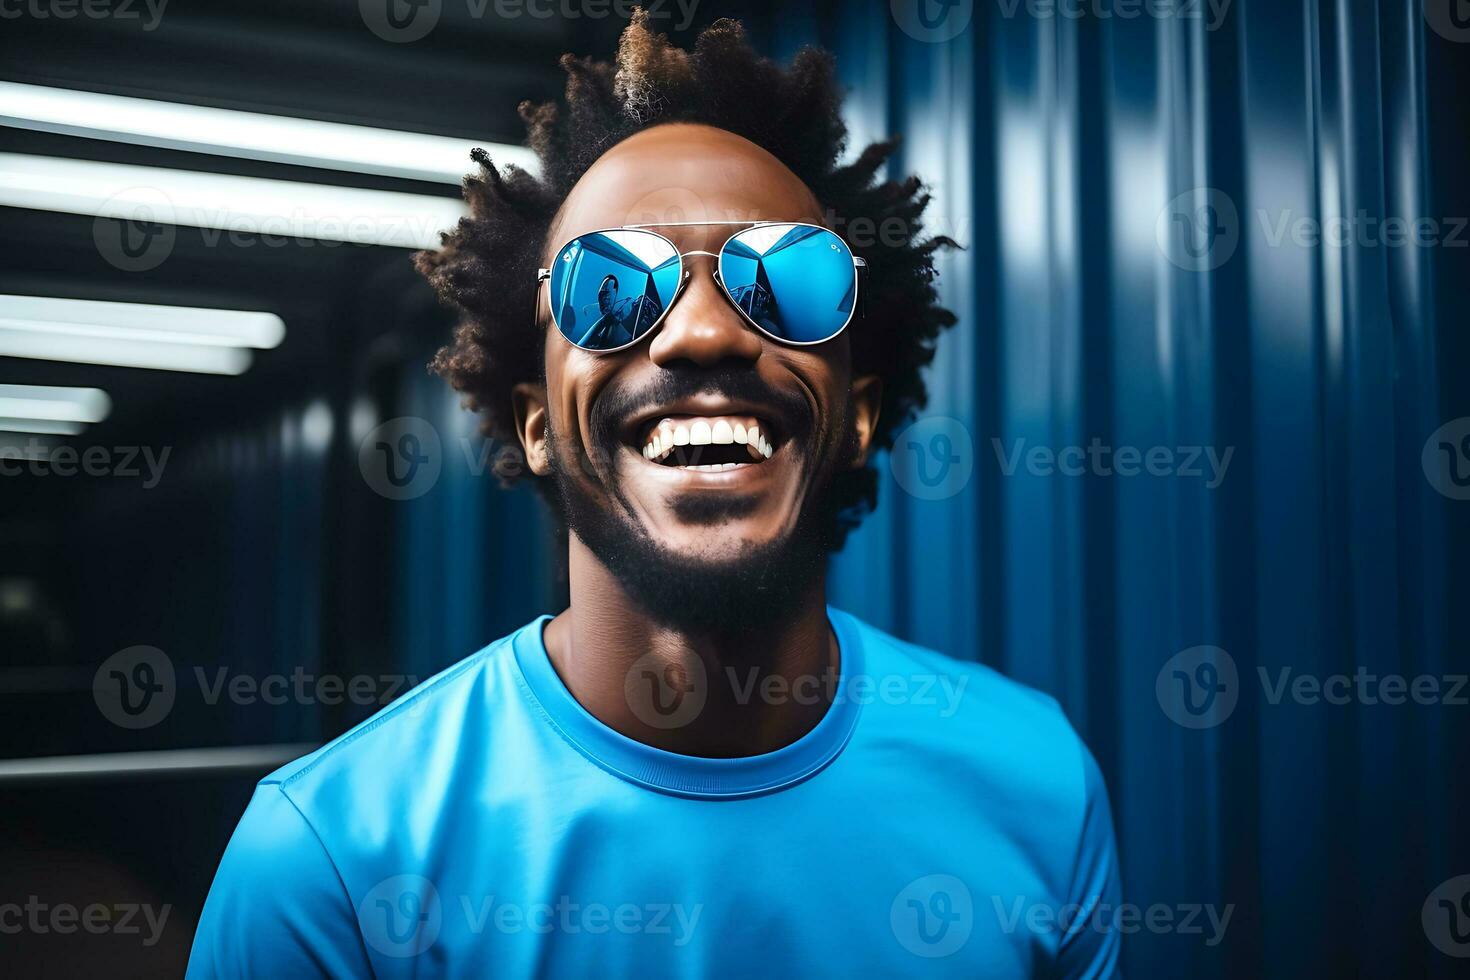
[0, 417, 84, 436]
[0, 384, 111, 423]
[0, 743, 319, 782]
[0, 81, 535, 185]
[0, 154, 469, 250]
[0, 328, 252, 374]
[0, 295, 285, 348]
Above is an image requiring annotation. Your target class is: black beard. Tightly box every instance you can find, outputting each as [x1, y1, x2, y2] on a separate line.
[545, 387, 851, 640]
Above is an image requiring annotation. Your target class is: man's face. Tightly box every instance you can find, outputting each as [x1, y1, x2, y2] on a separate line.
[516, 124, 879, 626]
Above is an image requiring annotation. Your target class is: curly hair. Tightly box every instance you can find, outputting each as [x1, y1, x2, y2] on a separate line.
[415, 11, 957, 548]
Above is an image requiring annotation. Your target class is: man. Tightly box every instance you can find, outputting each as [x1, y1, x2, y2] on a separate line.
[189, 14, 1121, 978]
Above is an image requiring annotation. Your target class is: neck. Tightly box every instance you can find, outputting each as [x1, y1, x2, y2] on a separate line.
[541, 533, 838, 757]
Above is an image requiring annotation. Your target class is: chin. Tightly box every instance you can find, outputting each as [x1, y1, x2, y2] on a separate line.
[643, 523, 791, 569]
[558, 480, 830, 637]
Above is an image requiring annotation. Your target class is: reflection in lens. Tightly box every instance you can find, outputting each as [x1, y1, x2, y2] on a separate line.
[719, 224, 856, 343]
[549, 230, 681, 351]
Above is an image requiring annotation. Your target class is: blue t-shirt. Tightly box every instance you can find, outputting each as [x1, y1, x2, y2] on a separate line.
[188, 609, 1121, 978]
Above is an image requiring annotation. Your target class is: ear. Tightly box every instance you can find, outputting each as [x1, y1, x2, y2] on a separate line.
[511, 382, 551, 476]
[848, 374, 883, 468]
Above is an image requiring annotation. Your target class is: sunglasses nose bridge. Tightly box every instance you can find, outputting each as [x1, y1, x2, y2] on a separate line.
[675, 249, 720, 282]
[647, 257, 764, 368]
[668, 248, 723, 300]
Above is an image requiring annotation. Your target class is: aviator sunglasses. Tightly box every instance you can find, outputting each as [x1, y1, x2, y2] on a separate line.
[536, 220, 866, 353]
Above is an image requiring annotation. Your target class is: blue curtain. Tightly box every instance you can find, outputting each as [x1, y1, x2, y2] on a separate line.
[750, 0, 1461, 975]
[382, 2, 1464, 971]
[392, 361, 562, 679]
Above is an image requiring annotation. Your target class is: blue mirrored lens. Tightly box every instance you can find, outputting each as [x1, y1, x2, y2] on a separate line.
[719, 224, 856, 343]
[549, 230, 681, 350]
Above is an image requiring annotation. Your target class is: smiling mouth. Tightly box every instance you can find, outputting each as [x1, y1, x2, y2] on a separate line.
[638, 415, 777, 471]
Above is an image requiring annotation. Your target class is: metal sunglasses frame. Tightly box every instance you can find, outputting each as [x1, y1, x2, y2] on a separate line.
[535, 219, 867, 354]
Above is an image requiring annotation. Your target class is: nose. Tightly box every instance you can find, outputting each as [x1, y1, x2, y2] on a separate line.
[647, 257, 763, 367]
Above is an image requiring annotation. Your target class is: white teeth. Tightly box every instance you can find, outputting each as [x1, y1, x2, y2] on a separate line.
[745, 425, 762, 460]
[639, 417, 775, 464]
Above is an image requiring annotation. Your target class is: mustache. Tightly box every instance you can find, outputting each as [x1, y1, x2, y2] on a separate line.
[590, 365, 815, 450]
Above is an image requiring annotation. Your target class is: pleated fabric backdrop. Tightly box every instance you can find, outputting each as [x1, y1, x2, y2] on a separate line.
[734, 0, 1466, 975]
[377, 1, 1466, 973]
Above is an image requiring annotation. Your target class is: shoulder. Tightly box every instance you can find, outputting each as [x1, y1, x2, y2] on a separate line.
[268, 620, 537, 787]
[835, 608, 1105, 818]
[836, 608, 1080, 745]
[835, 609, 1119, 930]
[189, 621, 545, 976]
[239, 619, 544, 864]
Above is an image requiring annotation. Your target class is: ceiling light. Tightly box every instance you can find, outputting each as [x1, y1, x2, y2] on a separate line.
[0, 296, 283, 374]
[0, 153, 469, 250]
[0, 81, 535, 185]
[0, 384, 111, 423]
[0, 418, 86, 436]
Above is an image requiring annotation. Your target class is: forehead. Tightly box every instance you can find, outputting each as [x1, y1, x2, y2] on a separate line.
[546, 123, 825, 253]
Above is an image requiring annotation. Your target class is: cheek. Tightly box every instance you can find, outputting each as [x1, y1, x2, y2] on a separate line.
[542, 337, 585, 438]
[790, 348, 854, 439]
[543, 346, 625, 477]
[540, 346, 583, 460]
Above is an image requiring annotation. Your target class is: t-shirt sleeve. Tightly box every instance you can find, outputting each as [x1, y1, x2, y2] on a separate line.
[1053, 745, 1124, 980]
[186, 782, 372, 979]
